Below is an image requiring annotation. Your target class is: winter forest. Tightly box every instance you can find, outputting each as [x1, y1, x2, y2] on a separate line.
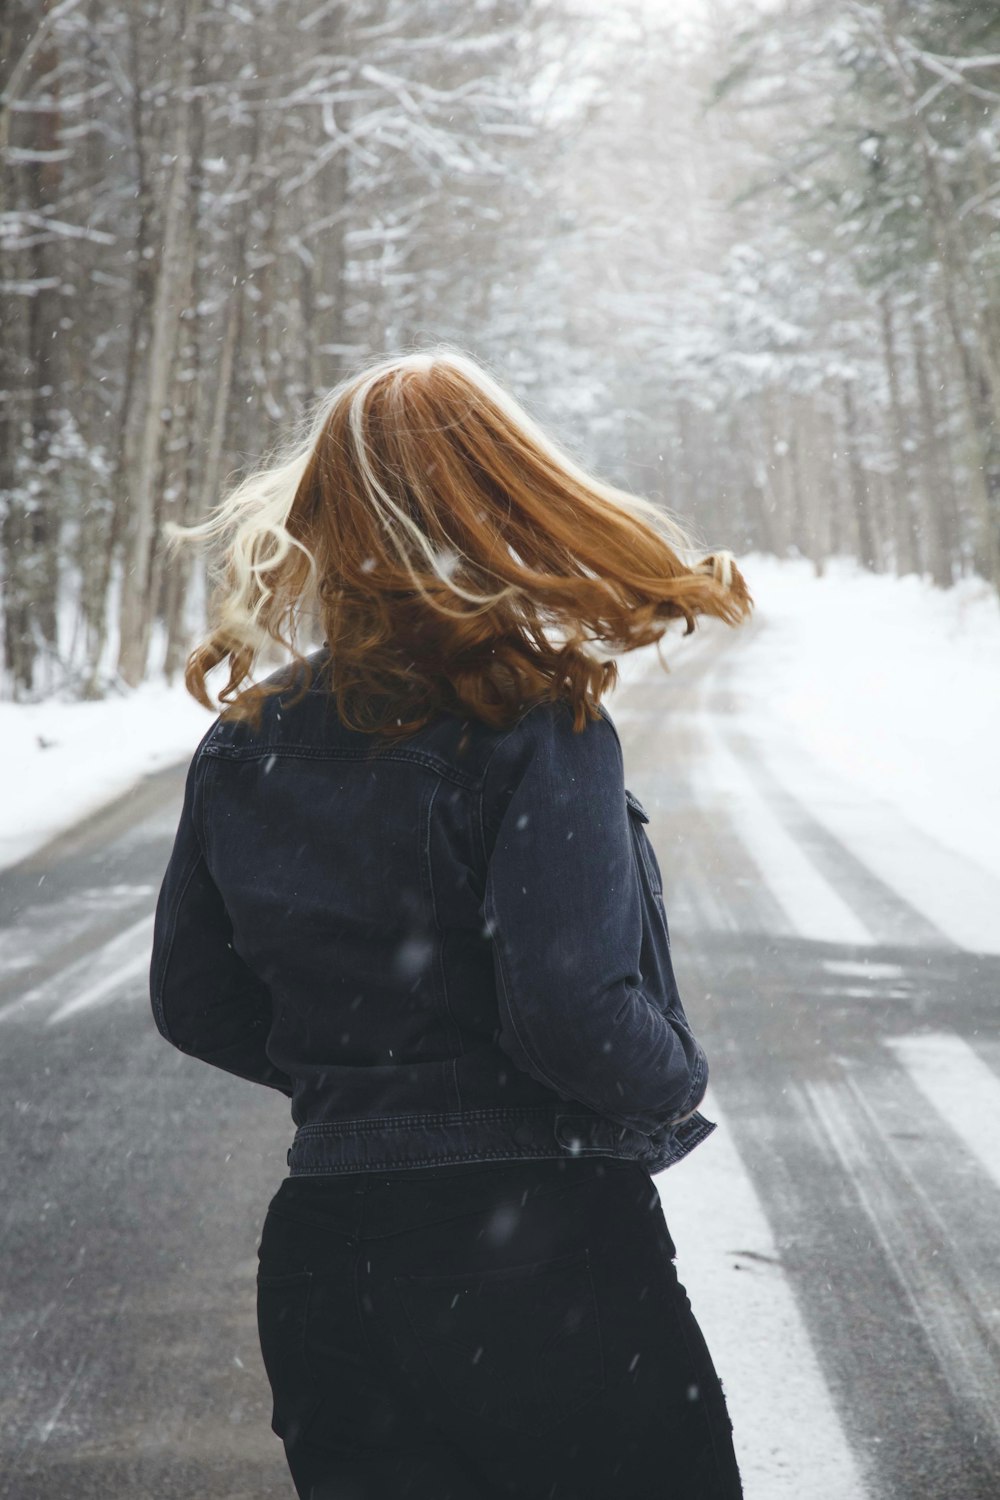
[4, 0, 1000, 701]
[6, 5, 1000, 1496]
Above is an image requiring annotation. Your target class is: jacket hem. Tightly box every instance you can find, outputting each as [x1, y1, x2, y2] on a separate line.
[285, 1105, 716, 1177]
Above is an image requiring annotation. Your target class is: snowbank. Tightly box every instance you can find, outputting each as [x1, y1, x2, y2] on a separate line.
[0, 677, 216, 871]
[728, 552, 1000, 884]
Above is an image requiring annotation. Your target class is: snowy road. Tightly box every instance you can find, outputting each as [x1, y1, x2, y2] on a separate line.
[1, 617, 998, 1498]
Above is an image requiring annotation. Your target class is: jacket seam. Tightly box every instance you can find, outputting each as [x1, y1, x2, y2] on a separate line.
[288, 1151, 579, 1173]
[477, 716, 531, 851]
[478, 710, 535, 787]
[204, 741, 479, 791]
[196, 747, 212, 856]
[476, 699, 575, 889]
[422, 779, 463, 1112]
[294, 1104, 577, 1136]
[475, 761, 488, 874]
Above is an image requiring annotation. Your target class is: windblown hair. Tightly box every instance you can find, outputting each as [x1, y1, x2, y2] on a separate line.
[166, 346, 754, 740]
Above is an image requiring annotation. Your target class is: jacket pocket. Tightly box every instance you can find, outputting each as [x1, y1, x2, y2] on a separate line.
[393, 1247, 604, 1437]
[554, 1112, 632, 1154]
[624, 787, 650, 822]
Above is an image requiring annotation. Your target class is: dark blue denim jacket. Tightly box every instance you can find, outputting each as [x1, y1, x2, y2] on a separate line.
[149, 646, 715, 1177]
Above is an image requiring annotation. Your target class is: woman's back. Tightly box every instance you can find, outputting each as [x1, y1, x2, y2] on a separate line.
[151, 641, 715, 1179]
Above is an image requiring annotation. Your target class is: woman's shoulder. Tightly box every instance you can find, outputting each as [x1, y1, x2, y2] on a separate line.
[480, 694, 622, 787]
[495, 694, 620, 747]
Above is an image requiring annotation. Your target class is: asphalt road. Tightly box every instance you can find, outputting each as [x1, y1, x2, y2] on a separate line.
[623, 618, 1000, 1500]
[1, 618, 997, 1498]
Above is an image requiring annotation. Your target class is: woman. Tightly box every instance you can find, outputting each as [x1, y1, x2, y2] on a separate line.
[150, 347, 753, 1499]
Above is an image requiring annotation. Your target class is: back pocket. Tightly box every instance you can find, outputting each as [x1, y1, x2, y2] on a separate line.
[256, 1269, 316, 1439]
[393, 1247, 604, 1438]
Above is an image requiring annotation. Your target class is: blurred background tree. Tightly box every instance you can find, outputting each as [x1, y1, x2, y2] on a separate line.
[2, 0, 999, 701]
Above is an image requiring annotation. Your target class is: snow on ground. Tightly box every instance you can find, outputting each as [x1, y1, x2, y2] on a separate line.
[722, 551, 1000, 886]
[0, 675, 217, 871]
[685, 551, 1000, 953]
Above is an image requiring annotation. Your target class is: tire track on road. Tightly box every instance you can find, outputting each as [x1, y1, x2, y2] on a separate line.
[612, 625, 1000, 1499]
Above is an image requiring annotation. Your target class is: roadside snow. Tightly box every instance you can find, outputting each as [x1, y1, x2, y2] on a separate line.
[724, 552, 1000, 887]
[684, 552, 1000, 953]
[0, 677, 216, 871]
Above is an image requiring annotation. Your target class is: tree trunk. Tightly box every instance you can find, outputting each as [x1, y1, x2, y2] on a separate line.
[878, 5, 1000, 590]
[116, 0, 203, 687]
[840, 379, 879, 571]
[163, 252, 245, 682]
[0, 0, 63, 696]
[910, 310, 954, 589]
[878, 287, 920, 576]
[792, 397, 824, 576]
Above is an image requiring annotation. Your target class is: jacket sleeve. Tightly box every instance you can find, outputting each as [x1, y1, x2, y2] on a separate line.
[481, 702, 708, 1136]
[149, 728, 294, 1098]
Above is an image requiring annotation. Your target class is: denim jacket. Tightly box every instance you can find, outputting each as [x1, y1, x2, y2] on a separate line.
[149, 646, 715, 1177]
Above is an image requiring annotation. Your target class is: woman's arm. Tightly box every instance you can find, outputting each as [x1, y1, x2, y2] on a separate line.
[480, 702, 708, 1137]
[149, 729, 294, 1098]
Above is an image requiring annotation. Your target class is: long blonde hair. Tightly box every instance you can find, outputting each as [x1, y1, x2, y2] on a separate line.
[166, 345, 754, 738]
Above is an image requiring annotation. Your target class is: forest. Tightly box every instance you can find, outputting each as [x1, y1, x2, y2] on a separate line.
[3, 0, 999, 700]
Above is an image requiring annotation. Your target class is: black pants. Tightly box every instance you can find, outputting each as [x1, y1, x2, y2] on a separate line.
[255, 1155, 743, 1499]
